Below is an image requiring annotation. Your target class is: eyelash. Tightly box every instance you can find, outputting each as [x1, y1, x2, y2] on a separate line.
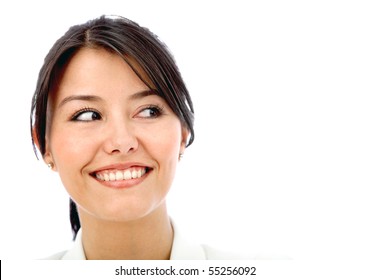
[137, 105, 164, 118]
[70, 105, 164, 122]
[71, 107, 101, 122]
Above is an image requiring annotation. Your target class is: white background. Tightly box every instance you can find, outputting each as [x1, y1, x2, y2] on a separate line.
[0, 0, 368, 263]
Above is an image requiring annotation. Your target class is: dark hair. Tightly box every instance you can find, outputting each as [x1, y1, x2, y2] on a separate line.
[30, 15, 194, 240]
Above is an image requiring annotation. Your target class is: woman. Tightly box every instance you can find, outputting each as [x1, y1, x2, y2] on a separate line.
[30, 15, 236, 260]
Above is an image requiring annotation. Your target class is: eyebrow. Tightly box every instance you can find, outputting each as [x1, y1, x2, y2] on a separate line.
[128, 89, 158, 100]
[58, 95, 102, 109]
[58, 90, 158, 108]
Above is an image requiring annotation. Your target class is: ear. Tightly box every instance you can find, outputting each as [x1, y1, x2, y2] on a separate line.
[180, 126, 190, 155]
[32, 126, 43, 156]
[43, 139, 55, 170]
[43, 151, 54, 170]
[32, 126, 55, 170]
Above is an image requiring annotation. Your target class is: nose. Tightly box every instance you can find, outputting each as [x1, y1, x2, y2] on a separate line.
[102, 116, 138, 155]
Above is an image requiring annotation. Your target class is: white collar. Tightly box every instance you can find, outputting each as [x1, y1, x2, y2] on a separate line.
[169, 220, 206, 260]
[61, 221, 206, 260]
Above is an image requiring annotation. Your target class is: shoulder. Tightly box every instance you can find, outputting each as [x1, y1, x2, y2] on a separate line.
[41, 250, 68, 260]
[201, 244, 249, 260]
[171, 221, 289, 260]
[171, 221, 259, 260]
[40, 230, 86, 260]
[201, 244, 290, 260]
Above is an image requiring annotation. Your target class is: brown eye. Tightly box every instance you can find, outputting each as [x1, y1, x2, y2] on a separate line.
[72, 110, 102, 121]
[137, 106, 163, 118]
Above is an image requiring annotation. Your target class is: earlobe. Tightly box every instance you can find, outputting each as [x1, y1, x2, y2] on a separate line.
[33, 126, 56, 170]
[43, 139, 56, 171]
[178, 153, 184, 161]
[44, 152, 55, 170]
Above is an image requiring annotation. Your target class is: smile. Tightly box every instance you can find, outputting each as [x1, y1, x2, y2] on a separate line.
[94, 167, 150, 182]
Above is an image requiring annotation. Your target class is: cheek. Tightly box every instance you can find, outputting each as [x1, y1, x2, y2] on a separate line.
[50, 127, 97, 173]
[143, 122, 182, 179]
[145, 122, 182, 158]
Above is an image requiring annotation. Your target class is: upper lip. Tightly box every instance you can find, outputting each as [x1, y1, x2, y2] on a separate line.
[89, 162, 151, 175]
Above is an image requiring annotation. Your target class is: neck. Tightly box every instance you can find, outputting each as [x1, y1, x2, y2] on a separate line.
[78, 203, 173, 260]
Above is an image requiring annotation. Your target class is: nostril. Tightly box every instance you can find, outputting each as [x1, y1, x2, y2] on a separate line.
[103, 129, 139, 155]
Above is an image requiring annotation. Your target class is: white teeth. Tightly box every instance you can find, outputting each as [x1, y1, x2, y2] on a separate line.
[95, 168, 148, 182]
[116, 171, 123, 180]
[109, 173, 115, 181]
[123, 170, 131, 180]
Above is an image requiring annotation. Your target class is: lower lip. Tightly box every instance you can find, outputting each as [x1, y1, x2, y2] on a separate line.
[91, 170, 150, 189]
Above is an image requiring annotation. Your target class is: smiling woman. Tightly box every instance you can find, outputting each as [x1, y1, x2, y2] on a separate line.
[30, 15, 240, 260]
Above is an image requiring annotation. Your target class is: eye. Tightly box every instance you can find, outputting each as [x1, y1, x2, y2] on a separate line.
[72, 109, 102, 122]
[136, 106, 163, 119]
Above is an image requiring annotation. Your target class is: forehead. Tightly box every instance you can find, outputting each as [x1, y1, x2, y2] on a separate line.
[51, 47, 154, 102]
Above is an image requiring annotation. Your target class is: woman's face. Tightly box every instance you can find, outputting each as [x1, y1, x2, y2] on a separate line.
[44, 47, 187, 222]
